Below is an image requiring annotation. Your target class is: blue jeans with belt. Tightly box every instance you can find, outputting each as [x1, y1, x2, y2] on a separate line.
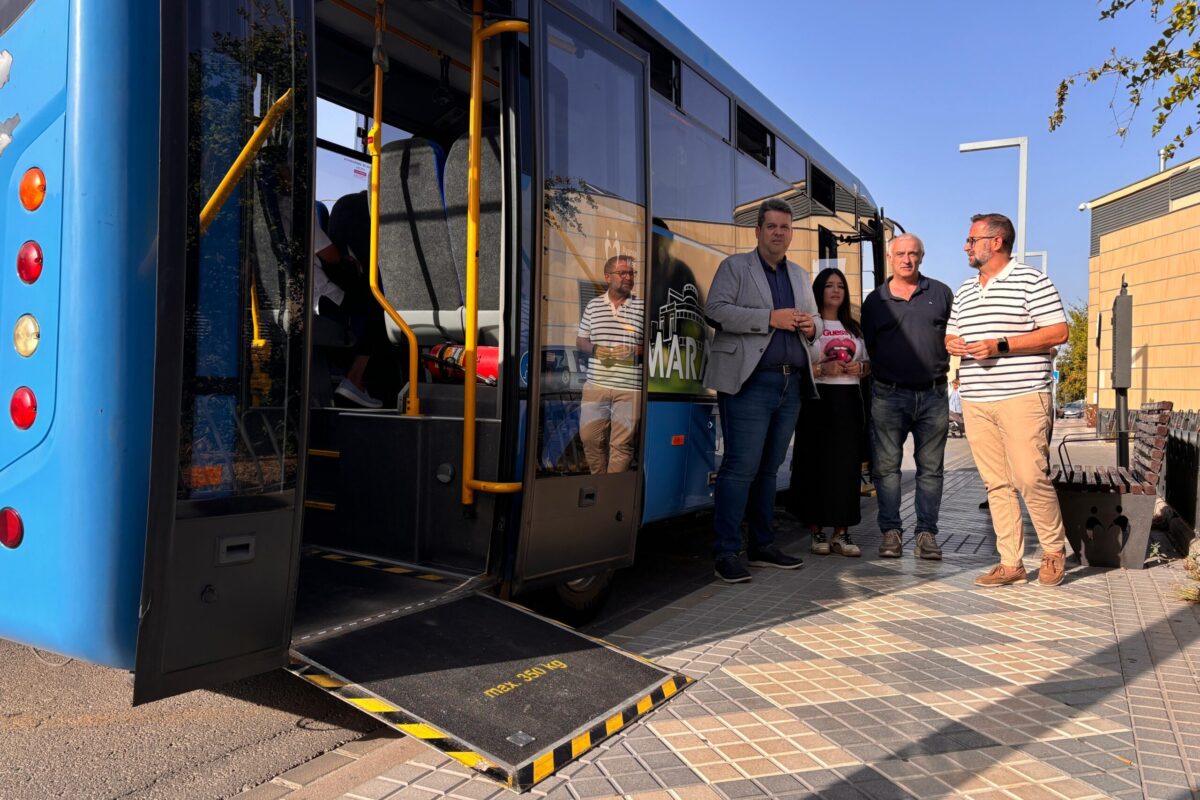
[869, 379, 949, 535]
[714, 369, 803, 557]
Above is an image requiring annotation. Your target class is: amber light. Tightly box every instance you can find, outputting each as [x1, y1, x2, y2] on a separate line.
[19, 168, 46, 211]
[10, 386, 35, 429]
[17, 241, 42, 283]
[0, 507, 22, 549]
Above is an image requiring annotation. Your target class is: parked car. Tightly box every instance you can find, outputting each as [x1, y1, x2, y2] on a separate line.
[1059, 400, 1085, 419]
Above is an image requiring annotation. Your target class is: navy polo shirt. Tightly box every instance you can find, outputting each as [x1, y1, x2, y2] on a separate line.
[861, 274, 953, 385]
[756, 250, 811, 371]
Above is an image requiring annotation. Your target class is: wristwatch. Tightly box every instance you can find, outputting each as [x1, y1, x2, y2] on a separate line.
[997, 337, 1010, 354]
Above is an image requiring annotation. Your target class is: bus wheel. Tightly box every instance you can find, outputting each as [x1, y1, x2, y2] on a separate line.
[551, 570, 614, 624]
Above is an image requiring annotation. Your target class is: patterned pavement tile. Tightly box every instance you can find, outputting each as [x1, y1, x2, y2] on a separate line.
[814, 596, 946, 623]
[899, 588, 1022, 617]
[838, 575, 960, 594]
[648, 709, 860, 783]
[910, 686, 1131, 745]
[839, 650, 1013, 693]
[972, 586, 1109, 612]
[790, 698, 1002, 760]
[936, 642, 1121, 686]
[771, 623, 927, 659]
[957, 611, 1114, 642]
[723, 659, 900, 707]
[889, 746, 1113, 799]
[875, 618, 1020, 650]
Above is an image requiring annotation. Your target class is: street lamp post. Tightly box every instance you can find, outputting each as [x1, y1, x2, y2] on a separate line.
[959, 137, 1028, 263]
[1024, 249, 1047, 274]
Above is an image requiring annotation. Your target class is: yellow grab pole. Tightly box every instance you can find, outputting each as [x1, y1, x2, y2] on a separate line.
[366, 0, 420, 416]
[199, 88, 293, 236]
[199, 88, 293, 349]
[462, 0, 527, 503]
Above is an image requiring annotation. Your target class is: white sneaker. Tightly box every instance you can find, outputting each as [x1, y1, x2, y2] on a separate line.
[334, 378, 382, 408]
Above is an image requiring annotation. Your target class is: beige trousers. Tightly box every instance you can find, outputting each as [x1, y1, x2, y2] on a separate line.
[963, 391, 1067, 566]
[579, 383, 640, 474]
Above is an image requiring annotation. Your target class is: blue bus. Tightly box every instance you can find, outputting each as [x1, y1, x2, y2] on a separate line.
[0, 0, 885, 788]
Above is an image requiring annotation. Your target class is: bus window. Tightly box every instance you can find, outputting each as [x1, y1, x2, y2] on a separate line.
[178, 1, 309, 500]
[539, 9, 646, 477]
[680, 64, 729, 142]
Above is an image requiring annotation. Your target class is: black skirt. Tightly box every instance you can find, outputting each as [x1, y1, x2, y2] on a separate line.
[788, 382, 864, 528]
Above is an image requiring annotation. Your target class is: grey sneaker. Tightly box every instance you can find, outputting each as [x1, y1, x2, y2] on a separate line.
[878, 529, 902, 558]
[810, 531, 831, 555]
[914, 531, 942, 561]
[831, 532, 861, 557]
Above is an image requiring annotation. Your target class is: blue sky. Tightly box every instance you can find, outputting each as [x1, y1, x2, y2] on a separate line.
[659, 0, 1176, 307]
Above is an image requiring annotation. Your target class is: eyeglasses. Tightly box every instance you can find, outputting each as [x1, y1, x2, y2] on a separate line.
[607, 270, 637, 278]
[965, 234, 998, 247]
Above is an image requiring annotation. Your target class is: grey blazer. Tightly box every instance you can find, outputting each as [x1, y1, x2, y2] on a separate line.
[702, 250, 823, 396]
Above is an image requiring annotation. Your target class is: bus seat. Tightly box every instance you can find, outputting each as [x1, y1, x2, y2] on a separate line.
[376, 137, 464, 346]
[328, 190, 370, 266]
[315, 200, 330, 235]
[445, 130, 501, 346]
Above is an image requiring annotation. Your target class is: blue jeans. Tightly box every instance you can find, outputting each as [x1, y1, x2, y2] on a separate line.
[714, 370, 804, 557]
[869, 381, 949, 535]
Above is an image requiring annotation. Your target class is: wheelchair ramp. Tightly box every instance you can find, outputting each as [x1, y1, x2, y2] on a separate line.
[289, 593, 692, 790]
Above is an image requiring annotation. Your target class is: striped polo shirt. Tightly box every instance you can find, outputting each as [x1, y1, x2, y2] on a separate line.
[948, 259, 1066, 402]
[578, 293, 645, 390]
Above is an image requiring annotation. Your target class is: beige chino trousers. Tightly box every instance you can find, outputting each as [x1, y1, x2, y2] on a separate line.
[963, 391, 1067, 566]
[580, 382, 640, 474]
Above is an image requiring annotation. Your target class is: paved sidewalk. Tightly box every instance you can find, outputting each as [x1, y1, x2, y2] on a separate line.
[243, 447, 1200, 800]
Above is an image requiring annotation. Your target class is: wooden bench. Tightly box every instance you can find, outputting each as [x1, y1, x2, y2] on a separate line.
[1051, 401, 1173, 569]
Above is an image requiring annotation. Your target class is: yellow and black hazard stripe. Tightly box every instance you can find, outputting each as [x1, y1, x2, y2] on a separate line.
[512, 671, 694, 789]
[310, 549, 447, 582]
[288, 660, 514, 786]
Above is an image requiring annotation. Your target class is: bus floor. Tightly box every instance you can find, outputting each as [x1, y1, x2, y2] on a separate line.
[291, 547, 482, 644]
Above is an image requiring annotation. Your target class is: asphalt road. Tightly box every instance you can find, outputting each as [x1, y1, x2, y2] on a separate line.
[0, 641, 378, 799]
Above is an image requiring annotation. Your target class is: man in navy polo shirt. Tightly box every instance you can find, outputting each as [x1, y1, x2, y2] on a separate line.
[861, 234, 955, 560]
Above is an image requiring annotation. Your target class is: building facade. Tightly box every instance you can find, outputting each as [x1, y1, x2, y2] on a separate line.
[1086, 155, 1200, 411]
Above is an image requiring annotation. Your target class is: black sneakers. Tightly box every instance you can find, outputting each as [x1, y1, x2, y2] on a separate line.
[714, 554, 751, 583]
[747, 544, 804, 570]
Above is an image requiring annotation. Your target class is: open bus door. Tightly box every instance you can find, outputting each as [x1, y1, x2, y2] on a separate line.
[132, 1, 315, 704]
[515, 0, 651, 595]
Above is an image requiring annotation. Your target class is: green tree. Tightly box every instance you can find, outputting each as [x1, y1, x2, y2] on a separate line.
[1057, 301, 1090, 404]
[1051, 0, 1200, 161]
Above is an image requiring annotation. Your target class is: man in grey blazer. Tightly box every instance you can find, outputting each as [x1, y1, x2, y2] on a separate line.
[704, 198, 821, 583]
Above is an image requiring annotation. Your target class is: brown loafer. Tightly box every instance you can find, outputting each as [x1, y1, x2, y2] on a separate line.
[1038, 549, 1066, 586]
[975, 563, 1028, 587]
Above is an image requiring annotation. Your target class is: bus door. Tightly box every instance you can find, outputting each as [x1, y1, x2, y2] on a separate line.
[132, 0, 314, 704]
[516, 1, 651, 590]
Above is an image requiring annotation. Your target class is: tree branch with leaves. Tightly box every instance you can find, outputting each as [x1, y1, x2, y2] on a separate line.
[1051, 0, 1200, 162]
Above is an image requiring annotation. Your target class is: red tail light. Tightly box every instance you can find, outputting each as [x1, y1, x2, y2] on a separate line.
[0, 507, 22, 549]
[17, 240, 42, 283]
[10, 386, 35, 429]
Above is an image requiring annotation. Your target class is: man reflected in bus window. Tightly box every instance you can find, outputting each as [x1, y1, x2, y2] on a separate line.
[704, 198, 817, 583]
[576, 255, 645, 473]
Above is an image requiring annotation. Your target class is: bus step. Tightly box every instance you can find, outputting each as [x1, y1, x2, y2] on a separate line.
[303, 499, 336, 511]
[288, 593, 691, 791]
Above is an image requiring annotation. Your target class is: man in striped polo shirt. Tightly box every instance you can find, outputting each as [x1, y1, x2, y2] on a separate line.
[577, 254, 645, 474]
[947, 213, 1070, 587]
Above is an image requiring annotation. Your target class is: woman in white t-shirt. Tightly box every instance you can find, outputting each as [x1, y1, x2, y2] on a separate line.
[787, 267, 870, 556]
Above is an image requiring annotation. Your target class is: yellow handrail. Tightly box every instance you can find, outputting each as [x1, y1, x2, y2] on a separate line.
[199, 88, 294, 349]
[366, 0, 420, 416]
[462, 0, 527, 504]
[199, 88, 294, 235]
[325, 0, 499, 90]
